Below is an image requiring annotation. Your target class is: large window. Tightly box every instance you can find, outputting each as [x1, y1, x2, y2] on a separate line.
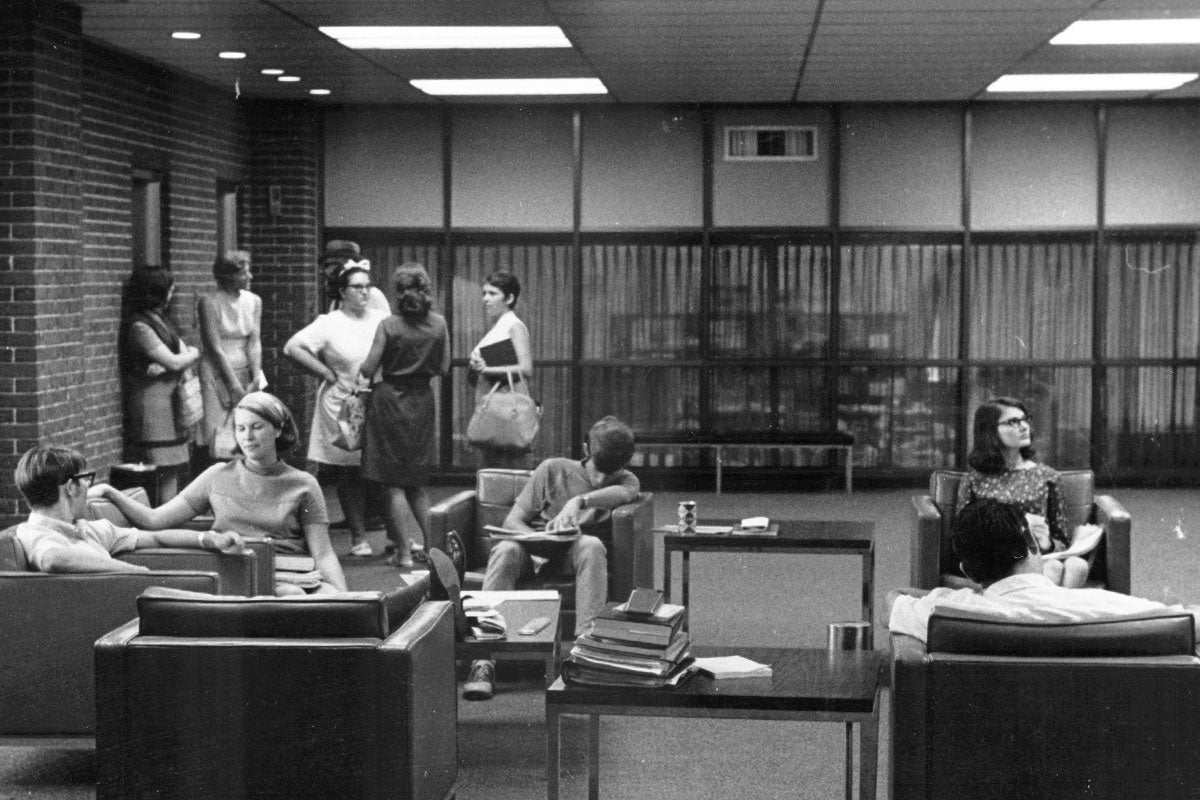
[131, 169, 164, 266]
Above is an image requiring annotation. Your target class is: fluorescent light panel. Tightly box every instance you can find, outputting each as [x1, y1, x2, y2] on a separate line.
[320, 26, 571, 50]
[1053, 19, 1200, 45]
[988, 73, 1198, 93]
[171, 31, 201, 40]
[410, 77, 606, 96]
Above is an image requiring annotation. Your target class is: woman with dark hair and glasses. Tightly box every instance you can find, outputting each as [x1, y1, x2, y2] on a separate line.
[197, 250, 264, 458]
[92, 392, 347, 595]
[468, 269, 534, 468]
[955, 396, 1099, 588]
[283, 261, 388, 557]
[358, 263, 449, 568]
[119, 266, 201, 501]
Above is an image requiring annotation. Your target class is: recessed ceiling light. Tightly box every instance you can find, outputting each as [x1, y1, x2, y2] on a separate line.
[171, 32, 201, 40]
[1052, 19, 1200, 45]
[219, 52, 246, 60]
[309, 89, 331, 96]
[278, 76, 301, 83]
[261, 68, 284, 76]
[410, 77, 607, 96]
[320, 26, 571, 50]
[987, 73, 1198, 93]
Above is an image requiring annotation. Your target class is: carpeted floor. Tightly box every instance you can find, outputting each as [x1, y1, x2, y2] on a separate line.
[5, 484, 1200, 799]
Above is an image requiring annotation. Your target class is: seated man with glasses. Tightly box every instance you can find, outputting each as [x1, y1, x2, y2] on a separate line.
[463, 415, 639, 701]
[11, 444, 243, 574]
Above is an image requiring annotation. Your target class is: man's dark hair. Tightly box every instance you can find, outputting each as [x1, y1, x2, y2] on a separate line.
[588, 415, 635, 475]
[15, 445, 86, 508]
[951, 499, 1037, 585]
[967, 396, 1036, 473]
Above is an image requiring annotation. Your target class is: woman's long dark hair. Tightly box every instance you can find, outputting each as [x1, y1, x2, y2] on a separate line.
[119, 266, 179, 377]
[967, 396, 1036, 474]
[393, 262, 432, 319]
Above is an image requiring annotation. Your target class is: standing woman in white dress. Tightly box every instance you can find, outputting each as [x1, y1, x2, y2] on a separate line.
[284, 263, 388, 557]
[196, 250, 265, 458]
[468, 270, 534, 468]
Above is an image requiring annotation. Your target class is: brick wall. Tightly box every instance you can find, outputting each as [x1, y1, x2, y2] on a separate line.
[0, 1, 321, 525]
[0, 0, 85, 521]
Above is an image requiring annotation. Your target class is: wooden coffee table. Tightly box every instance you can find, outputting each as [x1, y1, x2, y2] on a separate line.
[458, 590, 562, 684]
[545, 646, 882, 800]
[660, 519, 875, 642]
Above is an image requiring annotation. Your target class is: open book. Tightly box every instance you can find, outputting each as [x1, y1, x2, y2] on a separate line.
[483, 524, 581, 544]
[1043, 526, 1103, 560]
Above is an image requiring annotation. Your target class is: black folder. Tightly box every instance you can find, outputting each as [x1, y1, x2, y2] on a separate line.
[478, 338, 519, 367]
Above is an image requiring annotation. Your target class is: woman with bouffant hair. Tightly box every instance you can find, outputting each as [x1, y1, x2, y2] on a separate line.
[119, 266, 201, 501]
[92, 392, 347, 595]
[359, 263, 450, 568]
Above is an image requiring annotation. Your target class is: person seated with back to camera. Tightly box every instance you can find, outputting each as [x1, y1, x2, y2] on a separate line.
[11, 444, 242, 574]
[888, 498, 1200, 643]
[463, 415, 640, 701]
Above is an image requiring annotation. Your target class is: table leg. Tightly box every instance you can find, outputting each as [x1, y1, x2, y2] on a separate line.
[862, 547, 875, 645]
[845, 445, 853, 494]
[715, 445, 722, 495]
[681, 551, 691, 612]
[588, 714, 600, 800]
[844, 722, 854, 800]
[663, 545, 673, 604]
[546, 708, 560, 800]
[860, 711, 879, 800]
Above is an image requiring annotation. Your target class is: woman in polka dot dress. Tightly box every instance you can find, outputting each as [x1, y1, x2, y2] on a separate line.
[955, 396, 1099, 588]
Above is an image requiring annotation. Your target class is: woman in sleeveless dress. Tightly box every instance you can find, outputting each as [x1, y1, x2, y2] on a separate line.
[468, 270, 534, 468]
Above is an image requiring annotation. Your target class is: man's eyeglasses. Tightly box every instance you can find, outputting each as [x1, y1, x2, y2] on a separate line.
[67, 471, 96, 487]
[998, 415, 1031, 430]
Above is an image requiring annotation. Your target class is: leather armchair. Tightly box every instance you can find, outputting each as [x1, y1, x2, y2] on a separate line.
[96, 579, 457, 800]
[891, 606, 1200, 800]
[0, 488, 261, 747]
[428, 468, 655, 632]
[89, 486, 274, 594]
[911, 469, 1131, 593]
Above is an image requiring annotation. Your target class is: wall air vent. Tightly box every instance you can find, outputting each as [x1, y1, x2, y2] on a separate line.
[724, 126, 817, 161]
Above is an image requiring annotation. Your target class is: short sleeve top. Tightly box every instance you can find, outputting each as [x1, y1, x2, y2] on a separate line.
[376, 312, 449, 379]
[15, 513, 139, 572]
[290, 308, 388, 387]
[178, 459, 329, 553]
[955, 463, 1070, 551]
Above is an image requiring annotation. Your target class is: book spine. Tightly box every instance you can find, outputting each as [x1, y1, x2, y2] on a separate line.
[594, 614, 683, 637]
[588, 623, 675, 645]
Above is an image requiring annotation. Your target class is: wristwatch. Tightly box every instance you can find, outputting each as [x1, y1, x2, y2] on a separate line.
[578, 493, 589, 509]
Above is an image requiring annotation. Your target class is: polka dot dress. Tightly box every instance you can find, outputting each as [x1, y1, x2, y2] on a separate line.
[955, 463, 1069, 552]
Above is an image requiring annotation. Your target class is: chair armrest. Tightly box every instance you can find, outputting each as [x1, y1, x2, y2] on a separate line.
[1094, 494, 1131, 595]
[910, 494, 944, 589]
[119, 547, 260, 596]
[428, 490, 477, 561]
[379, 601, 457, 800]
[0, 570, 221, 737]
[890, 631, 930, 800]
[609, 493, 655, 600]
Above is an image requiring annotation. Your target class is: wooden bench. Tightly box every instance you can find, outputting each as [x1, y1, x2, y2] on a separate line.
[635, 432, 855, 494]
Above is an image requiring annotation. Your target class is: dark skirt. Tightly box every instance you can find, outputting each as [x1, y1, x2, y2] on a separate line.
[362, 379, 434, 487]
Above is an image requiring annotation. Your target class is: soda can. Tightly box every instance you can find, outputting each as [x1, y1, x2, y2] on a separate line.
[677, 500, 697, 533]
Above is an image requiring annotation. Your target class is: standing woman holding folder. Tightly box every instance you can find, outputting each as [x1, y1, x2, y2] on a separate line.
[469, 270, 534, 467]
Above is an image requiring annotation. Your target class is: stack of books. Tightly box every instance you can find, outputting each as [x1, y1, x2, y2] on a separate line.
[563, 592, 696, 688]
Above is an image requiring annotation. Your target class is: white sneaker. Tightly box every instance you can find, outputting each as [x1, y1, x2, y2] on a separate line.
[348, 540, 373, 557]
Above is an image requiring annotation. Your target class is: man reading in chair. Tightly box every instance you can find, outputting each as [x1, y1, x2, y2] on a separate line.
[889, 498, 1196, 643]
[12, 444, 243, 574]
[463, 415, 639, 701]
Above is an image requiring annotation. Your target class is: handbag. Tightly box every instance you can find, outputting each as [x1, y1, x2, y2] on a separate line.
[211, 408, 237, 459]
[173, 367, 204, 430]
[466, 372, 541, 451]
[332, 390, 367, 451]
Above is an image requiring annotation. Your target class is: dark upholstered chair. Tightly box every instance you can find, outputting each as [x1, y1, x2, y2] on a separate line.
[88, 486, 274, 593]
[891, 604, 1200, 800]
[911, 469, 1131, 593]
[0, 485, 270, 748]
[95, 578, 457, 800]
[427, 468, 655, 634]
